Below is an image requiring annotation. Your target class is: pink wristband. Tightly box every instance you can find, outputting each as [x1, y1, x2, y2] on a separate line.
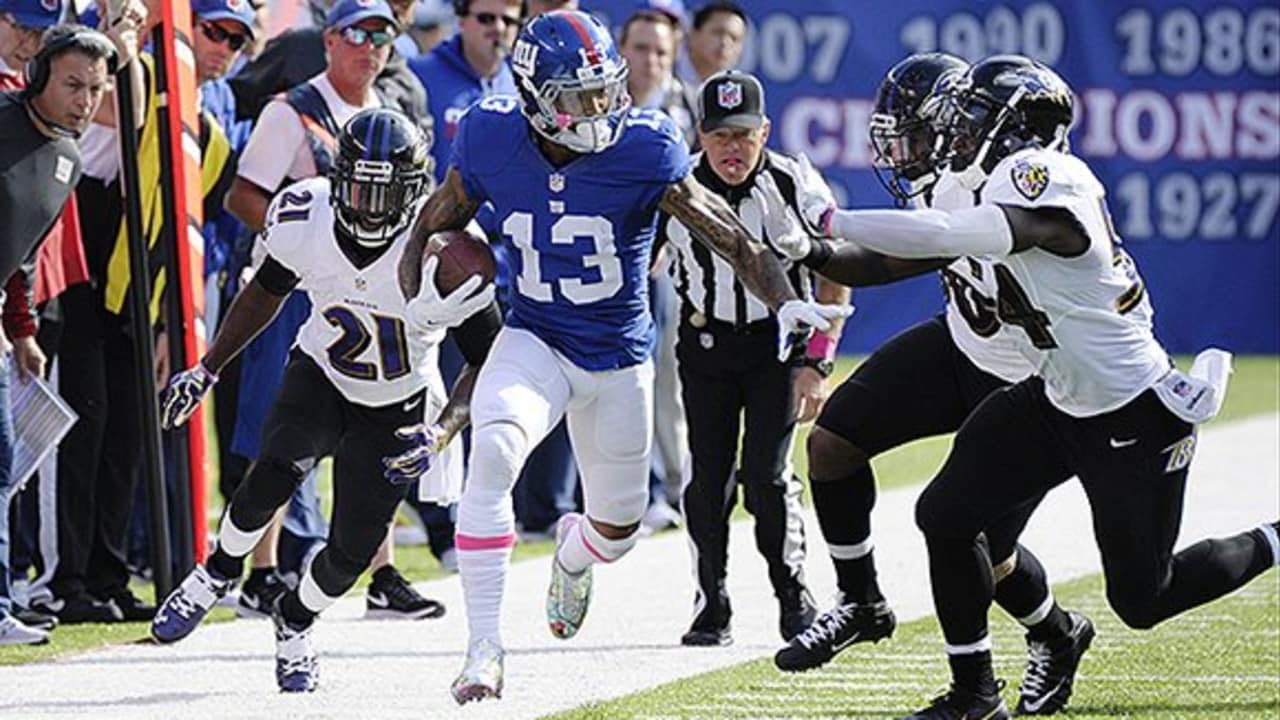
[807, 333, 837, 361]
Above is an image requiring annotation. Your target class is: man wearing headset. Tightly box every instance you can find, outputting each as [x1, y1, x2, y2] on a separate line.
[0, 22, 119, 645]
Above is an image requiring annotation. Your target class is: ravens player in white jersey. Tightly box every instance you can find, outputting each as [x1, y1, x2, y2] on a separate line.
[796, 55, 1279, 720]
[770, 53, 1091, 717]
[150, 108, 502, 693]
[389, 11, 849, 704]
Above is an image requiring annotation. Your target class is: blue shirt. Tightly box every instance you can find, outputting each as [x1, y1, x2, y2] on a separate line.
[408, 35, 517, 185]
[451, 98, 691, 370]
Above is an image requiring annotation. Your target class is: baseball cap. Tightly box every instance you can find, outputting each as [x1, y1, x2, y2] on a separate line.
[634, 0, 685, 26]
[192, 0, 256, 38]
[0, 0, 63, 29]
[326, 0, 397, 30]
[698, 70, 764, 133]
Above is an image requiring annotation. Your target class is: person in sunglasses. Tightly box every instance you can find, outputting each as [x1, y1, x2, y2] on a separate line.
[192, 0, 253, 85]
[222, 0, 447, 625]
[226, 0, 430, 138]
[409, 0, 522, 190]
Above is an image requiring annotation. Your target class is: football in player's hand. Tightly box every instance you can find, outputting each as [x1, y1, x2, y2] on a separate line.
[424, 228, 496, 295]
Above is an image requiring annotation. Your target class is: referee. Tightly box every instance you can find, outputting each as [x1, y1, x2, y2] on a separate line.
[660, 70, 851, 647]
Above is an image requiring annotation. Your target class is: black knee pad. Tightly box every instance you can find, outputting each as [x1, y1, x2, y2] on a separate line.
[807, 426, 869, 484]
[228, 456, 309, 530]
[914, 480, 974, 539]
[1106, 586, 1160, 630]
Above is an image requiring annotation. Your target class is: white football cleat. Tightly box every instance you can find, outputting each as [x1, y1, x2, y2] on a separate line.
[546, 513, 593, 640]
[451, 638, 504, 704]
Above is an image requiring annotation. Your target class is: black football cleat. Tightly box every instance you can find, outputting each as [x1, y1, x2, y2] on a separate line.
[1014, 611, 1095, 715]
[774, 598, 895, 672]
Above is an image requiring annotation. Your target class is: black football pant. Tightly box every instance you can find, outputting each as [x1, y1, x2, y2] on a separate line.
[210, 352, 417, 603]
[812, 316, 1045, 607]
[917, 376, 1275, 647]
[50, 284, 143, 600]
[677, 319, 807, 631]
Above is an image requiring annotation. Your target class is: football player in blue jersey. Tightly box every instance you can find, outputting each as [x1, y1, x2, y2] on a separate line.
[391, 10, 849, 704]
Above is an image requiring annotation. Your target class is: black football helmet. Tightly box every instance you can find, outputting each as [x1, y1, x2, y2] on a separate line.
[933, 54, 1075, 189]
[869, 52, 968, 205]
[330, 108, 431, 246]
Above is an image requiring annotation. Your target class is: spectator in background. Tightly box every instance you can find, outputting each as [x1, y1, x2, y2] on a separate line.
[0, 0, 94, 636]
[675, 0, 744, 89]
[228, 0, 430, 136]
[0, 19, 119, 644]
[394, 0, 453, 60]
[409, 0, 520, 181]
[224, 0, 443, 620]
[620, 8, 694, 145]
[31, 0, 169, 627]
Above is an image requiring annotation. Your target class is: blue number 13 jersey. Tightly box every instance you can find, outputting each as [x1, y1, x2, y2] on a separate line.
[450, 97, 691, 370]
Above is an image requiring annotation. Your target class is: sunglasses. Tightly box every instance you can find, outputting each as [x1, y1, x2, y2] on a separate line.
[340, 25, 396, 48]
[468, 11, 521, 28]
[199, 21, 249, 52]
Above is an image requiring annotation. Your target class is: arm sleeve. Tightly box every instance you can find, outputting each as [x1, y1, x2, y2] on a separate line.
[1, 268, 36, 339]
[827, 204, 1014, 259]
[254, 255, 301, 297]
[449, 301, 502, 366]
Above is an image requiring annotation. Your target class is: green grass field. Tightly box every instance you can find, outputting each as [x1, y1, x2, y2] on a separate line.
[550, 571, 1280, 720]
[4, 355, 1276, 694]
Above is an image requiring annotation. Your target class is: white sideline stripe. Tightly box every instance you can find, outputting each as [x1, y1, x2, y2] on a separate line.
[0, 413, 1275, 720]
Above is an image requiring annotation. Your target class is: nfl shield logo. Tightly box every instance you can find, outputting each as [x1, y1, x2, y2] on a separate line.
[718, 82, 742, 110]
[549, 173, 565, 193]
[355, 277, 368, 291]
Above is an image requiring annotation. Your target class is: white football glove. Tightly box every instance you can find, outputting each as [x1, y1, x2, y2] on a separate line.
[776, 300, 854, 361]
[750, 171, 812, 261]
[406, 255, 496, 334]
[159, 362, 218, 429]
[794, 154, 838, 238]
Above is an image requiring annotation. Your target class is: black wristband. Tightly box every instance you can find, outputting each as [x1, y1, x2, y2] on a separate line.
[798, 355, 835, 378]
[800, 239, 832, 270]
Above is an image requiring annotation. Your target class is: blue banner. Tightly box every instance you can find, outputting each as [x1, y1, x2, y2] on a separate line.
[586, 0, 1280, 353]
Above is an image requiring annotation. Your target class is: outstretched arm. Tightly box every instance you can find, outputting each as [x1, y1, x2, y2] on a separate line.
[398, 168, 482, 300]
[659, 175, 799, 309]
[803, 241, 953, 287]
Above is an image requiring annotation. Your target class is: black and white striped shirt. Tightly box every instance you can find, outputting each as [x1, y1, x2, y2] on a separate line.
[659, 150, 834, 328]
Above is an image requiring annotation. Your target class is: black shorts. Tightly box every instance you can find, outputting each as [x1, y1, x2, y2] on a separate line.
[259, 351, 425, 481]
[817, 315, 1008, 457]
